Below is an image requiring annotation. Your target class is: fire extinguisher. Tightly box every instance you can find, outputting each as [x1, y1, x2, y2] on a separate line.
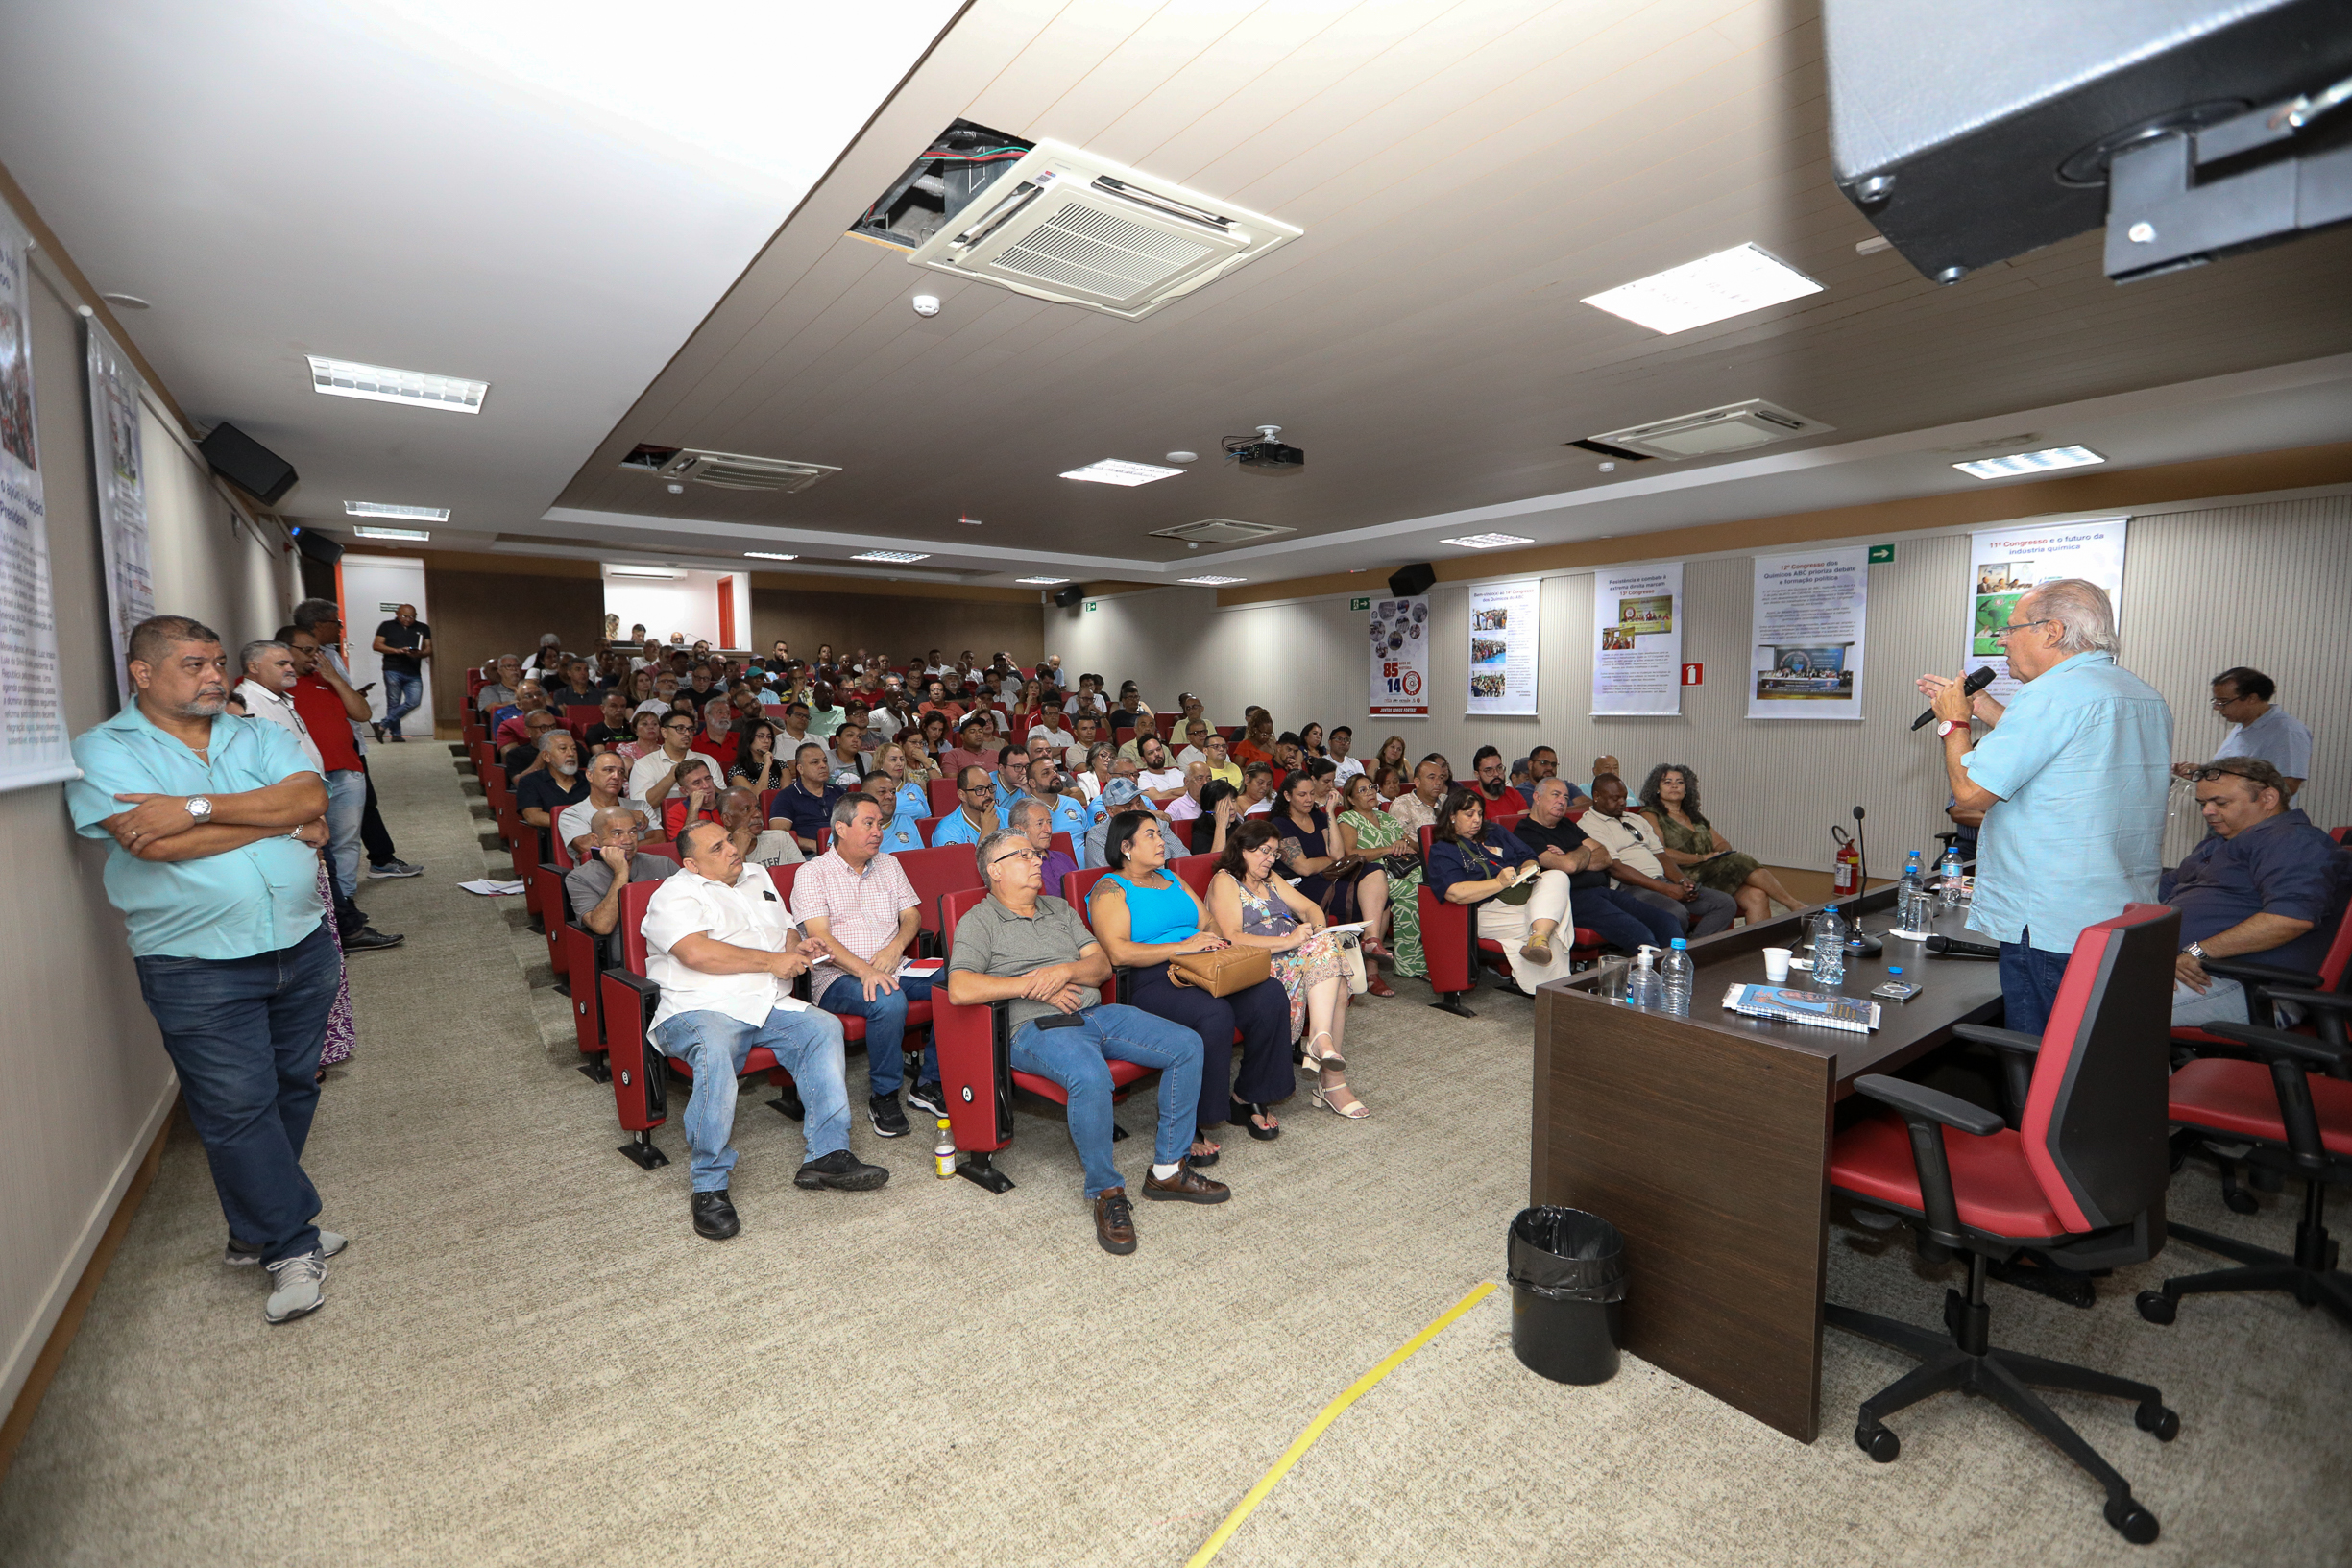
[1831, 825, 1860, 899]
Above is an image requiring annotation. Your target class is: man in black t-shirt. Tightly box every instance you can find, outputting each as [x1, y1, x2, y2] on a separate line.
[1512, 778, 1683, 955]
[517, 731, 593, 832]
[370, 605, 431, 741]
[583, 690, 635, 752]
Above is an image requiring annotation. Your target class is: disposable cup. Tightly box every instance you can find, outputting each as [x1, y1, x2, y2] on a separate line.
[1762, 948, 1792, 982]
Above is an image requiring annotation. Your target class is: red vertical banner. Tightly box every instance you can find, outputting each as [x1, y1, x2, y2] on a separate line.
[716, 575, 736, 647]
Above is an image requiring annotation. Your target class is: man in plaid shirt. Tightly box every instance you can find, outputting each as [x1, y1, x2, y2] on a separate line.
[790, 792, 938, 1138]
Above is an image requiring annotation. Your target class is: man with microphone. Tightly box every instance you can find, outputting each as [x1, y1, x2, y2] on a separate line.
[1917, 579, 2171, 1034]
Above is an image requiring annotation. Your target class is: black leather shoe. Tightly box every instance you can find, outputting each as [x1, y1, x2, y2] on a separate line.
[691, 1189, 739, 1240]
[794, 1149, 890, 1192]
[342, 927, 404, 953]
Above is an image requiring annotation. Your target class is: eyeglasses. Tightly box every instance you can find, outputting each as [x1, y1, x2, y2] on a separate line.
[988, 848, 1041, 867]
[2207, 694, 2245, 710]
[960, 784, 993, 795]
[1990, 618, 2055, 643]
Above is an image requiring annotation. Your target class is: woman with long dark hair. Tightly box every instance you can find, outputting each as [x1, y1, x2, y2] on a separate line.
[1426, 787, 1578, 995]
[729, 719, 785, 793]
[1271, 772, 1394, 997]
[1189, 778, 1242, 856]
[1091, 810, 1294, 1150]
[1637, 762, 1801, 925]
[1208, 821, 1365, 1118]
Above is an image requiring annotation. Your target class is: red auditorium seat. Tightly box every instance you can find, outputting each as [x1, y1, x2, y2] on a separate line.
[765, 860, 934, 1085]
[894, 843, 987, 956]
[927, 777, 959, 818]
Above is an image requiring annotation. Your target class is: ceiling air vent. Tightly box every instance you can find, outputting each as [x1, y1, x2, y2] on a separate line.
[620, 445, 839, 493]
[901, 140, 1301, 320]
[1584, 399, 1832, 461]
[1147, 518, 1295, 545]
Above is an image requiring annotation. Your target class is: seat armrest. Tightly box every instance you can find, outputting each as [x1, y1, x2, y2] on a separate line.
[2204, 1022, 2351, 1073]
[2197, 958, 2321, 991]
[1854, 1074, 2005, 1137]
[1951, 1024, 2040, 1055]
[2264, 988, 2352, 1016]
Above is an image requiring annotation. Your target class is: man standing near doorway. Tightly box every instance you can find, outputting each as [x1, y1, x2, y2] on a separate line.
[284, 622, 402, 952]
[369, 603, 431, 741]
[70, 615, 346, 1323]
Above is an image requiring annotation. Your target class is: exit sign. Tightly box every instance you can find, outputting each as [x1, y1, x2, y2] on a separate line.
[1083, 600, 1098, 613]
[1868, 543, 1895, 563]
[1350, 596, 1370, 612]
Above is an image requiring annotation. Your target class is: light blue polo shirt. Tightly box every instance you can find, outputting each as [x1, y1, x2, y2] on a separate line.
[890, 780, 931, 825]
[1027, 790, 1089, 846]
[68, 705, 327, 959]
[929, 808, 991, 849]
[1964, 651, 2173, 953]
[876, 815, 924, 855]
[2214, 705, 2314, 782]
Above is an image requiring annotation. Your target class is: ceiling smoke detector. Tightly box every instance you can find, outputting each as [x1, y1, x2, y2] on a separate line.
[1582, 399, 1831, 461]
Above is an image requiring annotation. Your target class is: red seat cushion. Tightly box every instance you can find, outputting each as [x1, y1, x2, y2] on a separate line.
[1012, 1059, 1153, 1105]
[1831, 1111, 2068, 1240]
[2167, 1057, 2352, 1158]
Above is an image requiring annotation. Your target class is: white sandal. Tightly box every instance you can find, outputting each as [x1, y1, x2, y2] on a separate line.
[1311, 1078, 1370, 1120]
[1300, 1029, 1346, 1072]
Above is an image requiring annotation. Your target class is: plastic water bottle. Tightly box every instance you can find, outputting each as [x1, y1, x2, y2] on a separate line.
[1661, 937, 1694, 1017]
[933, 1118, 957, 1179]
[1813, 904, 1847, 987]
[1627, 947, 1665, 1011]
[1939, 847, 1964, 910]
[1898, 851, 1926, 931]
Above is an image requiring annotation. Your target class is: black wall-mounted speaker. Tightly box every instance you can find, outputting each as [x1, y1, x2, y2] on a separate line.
[293, 529, 343, 566]
[1387, 562, 1436, 598]
[198, 422, 300, 505]
[1053, 584, 1084, 609]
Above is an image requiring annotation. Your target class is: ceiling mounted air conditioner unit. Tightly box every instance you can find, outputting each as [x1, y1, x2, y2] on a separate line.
[621, 446, 840, 493]
[1147, 518, 1295, 544]
[902, 140, 1301, 320]
[1583, 399, 1832, 461]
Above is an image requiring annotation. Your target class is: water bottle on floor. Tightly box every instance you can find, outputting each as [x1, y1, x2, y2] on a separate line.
[1939, 846, 1965, 910]
[1814, 904, 1847, 987]
[1661, 937, 1694, 1017]
[934, 1118, 957, 1179]
[1627, 947, 1664, 1011]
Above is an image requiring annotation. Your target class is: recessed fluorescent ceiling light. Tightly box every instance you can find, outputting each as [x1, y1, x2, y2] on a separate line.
[306, 354, 488, 414]
[344, 501, 449, 521]
[1581, 243, 1823, 335]
[1180, 574, 1246, 586]
[743, 551, 799, 561]
[1060, 459, 1185, 486]
[851, 550, 931, 563]
[608, 566, 684, 578]
[1952, 445, 2106, 480]
[1440, 533, 1537, 549]
[351, 525, 430, 542]
[1015, 576, 1070, 585]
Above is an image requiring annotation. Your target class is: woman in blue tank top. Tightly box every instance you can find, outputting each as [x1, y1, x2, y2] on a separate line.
[1090, 808, 1296, 1151]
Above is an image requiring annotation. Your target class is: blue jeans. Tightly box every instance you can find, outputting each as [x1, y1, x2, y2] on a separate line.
[133, 924, 340, 1264]
[818, 971, 936, 1095]
[1010, 1004, 1203, 1199]
[2171, 976, 2248, 1027]
[325, 769, 366, 905]
[1999, 931, 2073, 1037]
[1581, 886, 1686, 953]
[381, 669, 424, 736]
[654, 1005, 849, 1192]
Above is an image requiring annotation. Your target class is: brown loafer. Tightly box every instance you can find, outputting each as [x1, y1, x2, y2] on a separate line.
[1094, 1187, 1137, 1254]
[1142, 1164, 1231, 1204]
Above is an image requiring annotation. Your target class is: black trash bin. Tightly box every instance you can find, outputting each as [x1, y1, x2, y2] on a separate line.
[1508, 1206, 1626, 1385]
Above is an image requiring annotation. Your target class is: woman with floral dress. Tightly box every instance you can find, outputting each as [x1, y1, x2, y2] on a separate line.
[1335, 772, 1424, 979]
[1206, 821, 1367, 1119]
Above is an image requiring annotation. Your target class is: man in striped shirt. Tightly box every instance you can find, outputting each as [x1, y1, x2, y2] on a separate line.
[790, 792, 937, 1137]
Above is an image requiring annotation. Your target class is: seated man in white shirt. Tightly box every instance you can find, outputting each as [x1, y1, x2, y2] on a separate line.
[1329, 726, 1364, 788]
[1173, 717, 1214, 771]
[1134, 735, 1186, 808]
[1063, 713, 1106, 773]
[642, 821, 889, 1241]
[1030, 708, 1075, 753]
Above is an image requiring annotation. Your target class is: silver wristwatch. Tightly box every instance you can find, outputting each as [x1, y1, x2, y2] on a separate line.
[185, 796, 214, 822]
[2182, 942, 2205, 959]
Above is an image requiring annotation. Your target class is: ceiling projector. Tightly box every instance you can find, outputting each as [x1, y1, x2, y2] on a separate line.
[1225, 424, 1304, 474]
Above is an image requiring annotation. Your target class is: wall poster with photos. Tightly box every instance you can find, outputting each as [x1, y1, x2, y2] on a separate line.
[1465, 578, 1540, 715]
[0, 200, 74, 792]
[1368, 594, 1428, 715]
[1590, 563, 1683, 716]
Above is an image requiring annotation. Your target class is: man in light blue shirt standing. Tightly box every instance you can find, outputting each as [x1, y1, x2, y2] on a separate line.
[68, 616, 344, 1324]
[1921, 579, 2173, 1034]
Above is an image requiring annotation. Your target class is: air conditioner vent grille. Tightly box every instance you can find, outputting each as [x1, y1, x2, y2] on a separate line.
[1584, 399, 1832, 461]
[622, 446, 841, 493]
[1148, 518, 1294, 544]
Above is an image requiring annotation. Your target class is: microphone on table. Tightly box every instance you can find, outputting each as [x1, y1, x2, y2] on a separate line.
[1924, 934, 2000, 959]
[1912, 666, 1997, 731]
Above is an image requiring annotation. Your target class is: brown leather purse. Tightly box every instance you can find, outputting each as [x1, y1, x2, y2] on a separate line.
[1166, 944, 1272, 997]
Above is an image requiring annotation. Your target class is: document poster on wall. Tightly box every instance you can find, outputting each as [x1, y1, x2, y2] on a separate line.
[1368, 595, 1429, 715]
[85, 319, 153, 707]
[1746, 547, 1868, 720]
[1590, 564, 1683, 715]
[0, 204, 73, 792]
[1967, 518, 2128, 703]
[1466, 579, 1540, 715]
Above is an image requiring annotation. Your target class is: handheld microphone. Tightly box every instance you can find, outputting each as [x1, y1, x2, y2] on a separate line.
[1912, 666, 1996, 731]
[1924, 934, 2000, 959]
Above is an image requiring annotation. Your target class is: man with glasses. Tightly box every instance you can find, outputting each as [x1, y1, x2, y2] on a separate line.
[1919, 579, 2172, 1034]
[2174, 666, 2312, 801]
[770, 742, 845, 856]
[930, 765, 1002, 849]
[628, 711, 705, 817]
[947, 828, 1223, 1255]
[2162, 759, 2350, 1026]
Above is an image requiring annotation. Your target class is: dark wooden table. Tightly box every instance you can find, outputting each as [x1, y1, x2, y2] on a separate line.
[1529, 886, 2009, 1442]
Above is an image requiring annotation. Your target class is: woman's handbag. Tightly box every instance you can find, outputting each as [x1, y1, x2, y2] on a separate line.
[1334, 929, 1370, 996]
[1167, 944, 1273, 997]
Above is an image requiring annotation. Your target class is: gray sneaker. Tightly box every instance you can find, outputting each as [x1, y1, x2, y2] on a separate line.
[367, 858, 424, 879]
[226, 1230, 346, 1266]
[263, 1250, 328, 1324]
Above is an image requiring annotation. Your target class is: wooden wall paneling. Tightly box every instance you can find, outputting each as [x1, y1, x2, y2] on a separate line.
[748, 587, 1043, 669]
[421, 562, 607, 723]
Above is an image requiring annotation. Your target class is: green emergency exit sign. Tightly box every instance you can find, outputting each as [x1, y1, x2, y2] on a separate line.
[1350, 596, 1370, 611]
[1868, 543, 1895, 564]
[1083, 600, 1098, 613]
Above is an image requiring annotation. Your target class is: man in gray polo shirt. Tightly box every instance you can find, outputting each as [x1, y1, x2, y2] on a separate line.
[946, 828, 1224, 1255]
[2177, 666, 2316, 800]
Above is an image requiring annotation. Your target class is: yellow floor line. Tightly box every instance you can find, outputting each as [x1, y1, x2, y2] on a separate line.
[1185, 1280, 1500, 1567]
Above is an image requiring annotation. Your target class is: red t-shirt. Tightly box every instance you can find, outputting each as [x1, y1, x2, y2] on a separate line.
[691, 733, 739, 774]
[1478, 784, 1527, 816]
[290, 676, 363, 771]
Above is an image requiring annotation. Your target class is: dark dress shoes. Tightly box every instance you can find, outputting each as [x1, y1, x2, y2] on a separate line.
[794, 1149, 890, 1191]
[1095, 1188, 1138, 1254]
[1142, 1164, 1231, 1203]
[691, 1189, 740, 1240]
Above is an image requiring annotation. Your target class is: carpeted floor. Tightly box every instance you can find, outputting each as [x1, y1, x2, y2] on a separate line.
[2, 741, 2346, 1566]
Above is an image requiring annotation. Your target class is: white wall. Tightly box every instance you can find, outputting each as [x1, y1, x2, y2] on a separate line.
[337, 554, 431, 732]
[1051, 494, 2352, 876]
[601, 567, 747, 649]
